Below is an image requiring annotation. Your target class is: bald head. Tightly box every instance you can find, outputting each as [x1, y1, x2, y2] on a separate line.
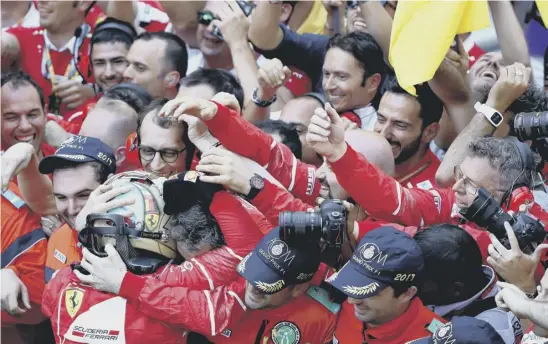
[79, 99, 138, 149]
[345, 129, 395, 176]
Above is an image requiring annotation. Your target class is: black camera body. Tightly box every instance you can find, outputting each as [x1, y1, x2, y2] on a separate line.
[279, 200, 346, 268]
[211, 1, 256, 41]
[460, 188, 546, 254]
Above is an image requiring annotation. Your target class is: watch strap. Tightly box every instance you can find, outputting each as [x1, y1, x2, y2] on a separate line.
[252, 88, 277, 108]
[247, 174, 264, 200]
[474, 102, 503, 128]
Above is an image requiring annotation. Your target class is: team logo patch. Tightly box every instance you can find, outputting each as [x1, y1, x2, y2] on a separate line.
[145, 214, 160, 230]
[416, 180, 433, 191]
[221, 329, 232, 338]
[54, 249, 67, 264]
[271, 321, 301, 344]
[360, 243, 380, 262]
[433, 323, 453, 343]
[65, 288, 85, 318]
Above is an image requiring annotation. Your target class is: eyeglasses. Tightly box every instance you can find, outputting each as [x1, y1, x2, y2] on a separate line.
[453, 165, 480, 195]
[138, 145, 187, 163]
[197, 10, 219, 26]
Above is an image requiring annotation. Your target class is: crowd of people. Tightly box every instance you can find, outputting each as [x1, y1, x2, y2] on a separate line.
[1, 0, 548, 343]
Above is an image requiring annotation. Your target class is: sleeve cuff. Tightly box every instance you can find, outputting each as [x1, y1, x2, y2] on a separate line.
[207, 101, 238, 136]
[118, 272, 147, 302]
[330, 144, 357, 175]
[251, 179, 277, 210]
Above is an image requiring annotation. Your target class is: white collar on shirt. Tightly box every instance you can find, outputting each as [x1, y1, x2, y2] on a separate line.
[42, 29, 77, 53]
[354, 104, 378, 131]
[427, 266, 498, 317]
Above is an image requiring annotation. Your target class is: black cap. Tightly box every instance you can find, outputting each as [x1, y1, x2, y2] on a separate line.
[327, 226, 424, 299]
[236, 227, 321, 294]
[39, 135, 116, 174]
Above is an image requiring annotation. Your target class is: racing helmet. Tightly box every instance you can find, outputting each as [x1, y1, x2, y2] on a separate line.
[78, 171, 177, 274]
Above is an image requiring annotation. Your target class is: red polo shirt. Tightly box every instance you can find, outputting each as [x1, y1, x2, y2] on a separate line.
[6, 26, 94, 119]
[334, 297, 446, 343]
[398, 149, 441, 190]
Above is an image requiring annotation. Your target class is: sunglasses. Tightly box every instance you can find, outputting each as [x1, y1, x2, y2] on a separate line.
[197, 10, 219, 26]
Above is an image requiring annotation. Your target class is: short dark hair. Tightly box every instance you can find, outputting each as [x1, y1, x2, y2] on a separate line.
[180, 68, 244, 109]
[468, 136, 539, 191]
[255, 120, 302, 160]
[137, 98, 196, 169]
[135, 31, 188, 78]
[326, 32, 386, 85]
[52, 160, 110, 184]
[1, 71, 45, 108]
[414, 224, 486, 305]
[103, 83, 152, 114]
[91, 18, 137, 54]
[168, 203, 226, 253]
[382, 75, 443, 129]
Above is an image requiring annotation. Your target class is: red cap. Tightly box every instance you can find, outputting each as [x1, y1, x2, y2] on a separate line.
[284, 67, 312, 97]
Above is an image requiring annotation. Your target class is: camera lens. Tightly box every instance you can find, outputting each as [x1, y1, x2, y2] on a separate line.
[514, 112, 548, 141]
[279, 211, 322, 246]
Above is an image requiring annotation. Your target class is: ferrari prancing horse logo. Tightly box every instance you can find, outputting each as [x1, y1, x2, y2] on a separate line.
[65, 288, 84, 318]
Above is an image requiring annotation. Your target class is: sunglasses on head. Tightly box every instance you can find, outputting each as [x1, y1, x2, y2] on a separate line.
[197, 10, 219, 26]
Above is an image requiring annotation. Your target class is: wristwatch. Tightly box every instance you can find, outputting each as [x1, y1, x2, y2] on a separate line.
[247, 174, 265, 200]
[474, 102, 504, 128]
[252, 87, 277, 108]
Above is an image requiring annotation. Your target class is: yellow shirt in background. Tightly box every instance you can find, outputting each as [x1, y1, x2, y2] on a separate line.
[296, 0, 328, 35]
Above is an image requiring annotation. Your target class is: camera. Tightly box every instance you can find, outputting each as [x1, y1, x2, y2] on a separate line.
[279, 200, 346, 268]
[460, 188, 546, 254]
[514, 112, 548, 163]
[211, 1, 256, 41]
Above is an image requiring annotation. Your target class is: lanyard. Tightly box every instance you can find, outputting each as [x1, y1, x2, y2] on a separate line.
[41, 25, 90, 87]
[43, 45, 78, 88]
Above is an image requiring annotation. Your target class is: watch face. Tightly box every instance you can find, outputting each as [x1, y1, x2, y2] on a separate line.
[491, 112, 503, 125]
[251, 175, 264, 189]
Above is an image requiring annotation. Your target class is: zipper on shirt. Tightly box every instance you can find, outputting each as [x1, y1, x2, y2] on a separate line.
[254, 320, 269, 344]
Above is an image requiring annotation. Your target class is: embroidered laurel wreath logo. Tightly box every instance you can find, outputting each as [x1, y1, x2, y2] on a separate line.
[255, 279, 285, 293]
[237, 253, 251, 274]
[342, 282, 380, 296]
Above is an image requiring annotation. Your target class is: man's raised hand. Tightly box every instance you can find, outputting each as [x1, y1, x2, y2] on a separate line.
[306, 103, 347, 162]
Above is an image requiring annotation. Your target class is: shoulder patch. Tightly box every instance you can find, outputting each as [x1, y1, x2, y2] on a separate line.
[306, 285, 341, 314]
[2, 190, 25, 209]
[271, 321, 301, 344]
[416, 180, 433, 191]
[427, 318, 445, 334]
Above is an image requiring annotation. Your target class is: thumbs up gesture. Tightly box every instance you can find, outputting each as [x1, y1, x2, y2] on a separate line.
[306, 103, 347, 162]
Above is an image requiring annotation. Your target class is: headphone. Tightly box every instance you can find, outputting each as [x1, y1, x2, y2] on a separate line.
[502, 137, 536, 212]
[303, 92, 362, 128]
[88, 18, 138, 78]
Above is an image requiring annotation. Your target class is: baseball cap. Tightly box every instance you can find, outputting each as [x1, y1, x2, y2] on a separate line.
[236, 227, 321, 295]
[327, 226, 424, 299]
[408, 316, 505, 344]
[39, 135, 116, 175]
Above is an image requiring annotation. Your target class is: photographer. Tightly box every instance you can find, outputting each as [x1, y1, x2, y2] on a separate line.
[306, 96, 548, 265]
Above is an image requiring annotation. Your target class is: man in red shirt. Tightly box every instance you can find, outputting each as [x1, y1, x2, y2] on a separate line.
[375, 77, 443, 190]
[2, 1, 96, 119]
[1, 71, 54, 158]
[328, 226, 446, 343]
